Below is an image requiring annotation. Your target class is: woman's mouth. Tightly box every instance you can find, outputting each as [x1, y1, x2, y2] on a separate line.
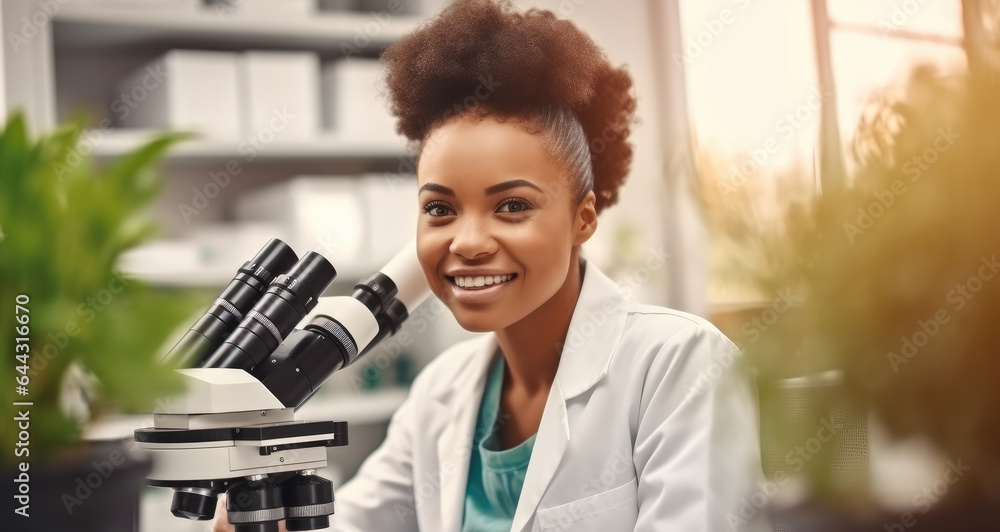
[449, 273, 516, 289]
[445, 273, 518, 304]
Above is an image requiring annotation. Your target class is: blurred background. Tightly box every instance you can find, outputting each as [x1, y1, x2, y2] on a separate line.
[1, 0, 995, 531]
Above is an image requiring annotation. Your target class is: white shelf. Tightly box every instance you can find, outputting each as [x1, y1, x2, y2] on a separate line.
[53, 5, 422, 51]
[91, 130, 410, 161]
[124, 266, 247, 289]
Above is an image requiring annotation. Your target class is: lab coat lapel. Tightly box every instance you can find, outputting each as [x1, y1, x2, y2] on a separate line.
[509, 261, 629, 532]
[433, 335, 498, 532]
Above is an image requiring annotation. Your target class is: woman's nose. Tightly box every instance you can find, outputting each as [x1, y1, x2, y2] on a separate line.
[449, 216, 498, 260]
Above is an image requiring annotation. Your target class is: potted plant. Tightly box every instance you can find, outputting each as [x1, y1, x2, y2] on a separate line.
[699, 61, 1000, 530]
[0, 113, 199, 531]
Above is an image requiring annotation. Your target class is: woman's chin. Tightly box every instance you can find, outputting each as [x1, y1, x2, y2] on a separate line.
[448, 306, 516, 334]
[453, 314, 503, 333]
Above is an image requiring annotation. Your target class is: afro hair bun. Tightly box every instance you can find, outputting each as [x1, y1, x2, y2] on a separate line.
[381, 0, 637, 213]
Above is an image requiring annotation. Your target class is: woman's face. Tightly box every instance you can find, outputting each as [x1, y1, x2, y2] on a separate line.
[416, 114, 596, 332]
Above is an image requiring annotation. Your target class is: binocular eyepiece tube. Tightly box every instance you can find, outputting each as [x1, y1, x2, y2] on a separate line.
[160, 238, 299, 368]
[202, 252, 337, 371]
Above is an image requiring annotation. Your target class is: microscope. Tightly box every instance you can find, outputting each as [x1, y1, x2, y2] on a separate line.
[134, 239, 430, 531]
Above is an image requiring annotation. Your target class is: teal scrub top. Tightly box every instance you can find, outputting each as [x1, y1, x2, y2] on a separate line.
[461, 355, 537, 532]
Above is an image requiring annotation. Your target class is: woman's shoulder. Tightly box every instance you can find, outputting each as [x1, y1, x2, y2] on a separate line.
[621, 302, 732, 346]
[611, 302, 742, 377]
[608, 304, 747, 406]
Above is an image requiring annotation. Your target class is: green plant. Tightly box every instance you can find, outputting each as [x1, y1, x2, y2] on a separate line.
[0, 113, 199, 464]
[705, 62, 1000, 512]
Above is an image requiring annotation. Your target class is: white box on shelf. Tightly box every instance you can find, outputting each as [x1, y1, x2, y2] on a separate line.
[355, 0, 427, 16]
[357, 173, 417, 265]
[209, 0, 315, 16]
[321, 60, 401, 143]
[189, 222, 285, 270]
[234, 176, 367, 277]
[318, 0, 449, 16]
[115, 50, 241, 141]
[118, 223, 282, 286]
[71, 0, 202, 11]
[316, 0, 357, 12]
[233, 174, 417, 279]
[238, 51, 321, 141]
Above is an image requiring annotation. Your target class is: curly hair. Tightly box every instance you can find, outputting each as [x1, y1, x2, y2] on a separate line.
[381, 0, 637, 213]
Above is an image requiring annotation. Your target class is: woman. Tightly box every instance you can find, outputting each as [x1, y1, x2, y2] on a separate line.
[216, 1, 764, 530]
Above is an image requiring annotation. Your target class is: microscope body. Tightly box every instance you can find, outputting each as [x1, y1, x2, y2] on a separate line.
[135, 241, 429, 530]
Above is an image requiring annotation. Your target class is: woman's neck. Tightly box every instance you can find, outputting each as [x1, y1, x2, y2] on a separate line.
[495, 249, 585, 394]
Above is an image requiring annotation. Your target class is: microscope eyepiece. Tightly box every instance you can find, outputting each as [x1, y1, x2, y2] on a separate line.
[160, 239, 298, 368]
[272, 252, 340, 309]
[203, 252, 336, 371]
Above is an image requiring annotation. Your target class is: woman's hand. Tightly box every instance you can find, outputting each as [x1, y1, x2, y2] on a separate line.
[211, 494, 288, 532]
[211, 494, 234, 532]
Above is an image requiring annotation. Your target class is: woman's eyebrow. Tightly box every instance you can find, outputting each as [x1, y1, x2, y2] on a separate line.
[484, 179, 544, 195]
[418, 182, 455, 196]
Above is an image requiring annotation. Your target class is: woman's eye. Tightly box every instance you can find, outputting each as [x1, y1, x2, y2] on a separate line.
[423, 202, 453, 217]
[497, 198, 532, 214]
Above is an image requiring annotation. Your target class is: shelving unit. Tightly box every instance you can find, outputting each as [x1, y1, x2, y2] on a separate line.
[90, 130, 408, 162]
[0, 0, 439, 425]
[1, 0, 425, 259]
[2, 0, 426, 134]
[53, 4, 420, 50]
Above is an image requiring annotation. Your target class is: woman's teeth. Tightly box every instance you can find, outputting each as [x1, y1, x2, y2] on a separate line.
[453, 274, 514, 288]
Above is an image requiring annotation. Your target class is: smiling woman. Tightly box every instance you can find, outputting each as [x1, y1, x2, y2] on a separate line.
[205, 1, 767, 531]
[415, 115, 597, 335]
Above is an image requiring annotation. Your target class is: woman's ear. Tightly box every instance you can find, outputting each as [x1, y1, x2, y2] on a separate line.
[573, 190, 598, 246]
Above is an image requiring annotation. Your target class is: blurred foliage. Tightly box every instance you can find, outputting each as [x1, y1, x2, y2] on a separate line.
[700, 61, 1000, 508]
[0, 113, 199, 464]
[694, 151, 816, 303]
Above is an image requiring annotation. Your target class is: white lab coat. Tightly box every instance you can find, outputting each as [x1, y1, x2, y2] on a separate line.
[329, 260, 767, 532]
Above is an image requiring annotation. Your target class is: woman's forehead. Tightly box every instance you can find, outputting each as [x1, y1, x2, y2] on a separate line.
[416, 115, 565, 187]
